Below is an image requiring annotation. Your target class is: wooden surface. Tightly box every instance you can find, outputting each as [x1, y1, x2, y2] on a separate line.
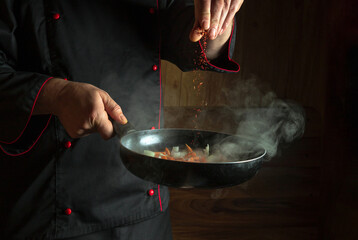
[161, 0, 358, 239]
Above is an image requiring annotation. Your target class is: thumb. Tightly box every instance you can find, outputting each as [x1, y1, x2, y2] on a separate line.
[96, 111, 115, 140]
[189, 22, 204, 42]
[100, 92, 128, 124]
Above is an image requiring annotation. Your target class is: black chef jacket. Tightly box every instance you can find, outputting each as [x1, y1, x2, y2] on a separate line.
[0, 0, 239, 239]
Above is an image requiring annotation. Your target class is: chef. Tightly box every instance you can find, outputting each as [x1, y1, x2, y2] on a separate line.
[0, 0, 242, 239]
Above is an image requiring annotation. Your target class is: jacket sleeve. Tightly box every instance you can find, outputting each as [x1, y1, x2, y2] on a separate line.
[0, 1, 53, 155]
[161, 0, 240, 73]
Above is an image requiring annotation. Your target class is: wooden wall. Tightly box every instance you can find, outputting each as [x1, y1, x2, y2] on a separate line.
[161, 0, 358, 239]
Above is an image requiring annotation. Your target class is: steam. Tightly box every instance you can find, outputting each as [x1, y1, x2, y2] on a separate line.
[217, 77, 305, 159]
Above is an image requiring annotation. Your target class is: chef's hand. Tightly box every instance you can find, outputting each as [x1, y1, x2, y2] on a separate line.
[189, 0, 244, 42]
[34, 78, 127, 140]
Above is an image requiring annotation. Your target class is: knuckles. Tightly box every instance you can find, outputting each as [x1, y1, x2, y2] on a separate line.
[216, 0, 224, 5]
[229, 4, 239, 14]
[111, 104, 122, 114]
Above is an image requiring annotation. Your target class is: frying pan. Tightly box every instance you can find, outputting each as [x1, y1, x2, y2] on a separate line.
[114, 122, 266, 188]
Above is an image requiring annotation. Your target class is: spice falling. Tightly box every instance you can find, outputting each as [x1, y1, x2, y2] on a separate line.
[192, 30, 209, 129]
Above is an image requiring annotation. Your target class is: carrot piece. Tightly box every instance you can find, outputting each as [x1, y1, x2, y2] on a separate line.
[152, 145, 208, 163]
[184, 152, 196, 159]
[165, 148, 171, 156]
[185, 144, 193, 153]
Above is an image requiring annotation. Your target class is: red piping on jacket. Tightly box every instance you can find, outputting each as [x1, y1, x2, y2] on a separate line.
[0, 115, 52, 156]
[198, 20, 240, 73]
[156, 0, 163, 212]
[0, 77, 54, 144]
[158, 184, 163, 211]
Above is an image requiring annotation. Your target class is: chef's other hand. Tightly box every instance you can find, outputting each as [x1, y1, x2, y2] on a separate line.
[36, 78, 127, 140]
[189, 0, 244, 42]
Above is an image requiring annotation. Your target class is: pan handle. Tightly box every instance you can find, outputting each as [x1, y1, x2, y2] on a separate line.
[113, 121, 136, 138]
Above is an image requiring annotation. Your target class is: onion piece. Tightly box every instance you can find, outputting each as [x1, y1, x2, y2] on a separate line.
[204, 144, 210, 157]
[143, 150, 155, 157]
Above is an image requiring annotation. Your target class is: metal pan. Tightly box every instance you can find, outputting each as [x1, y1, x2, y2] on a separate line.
[114, 122, 266, 188]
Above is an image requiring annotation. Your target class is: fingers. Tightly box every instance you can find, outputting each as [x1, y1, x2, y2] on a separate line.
[217, 0, 230, 36]
[195, 0, 211, 30]
[189, 22, 205, 42]
[96, 91, 127, 140]
[101, 91, 127, 125]
[95, 111, 114, 140]
[209, 0, 224, 39]
[220, 0, 243, 34]
[190, 0, 244, 41]
[190, 0, 211, 42]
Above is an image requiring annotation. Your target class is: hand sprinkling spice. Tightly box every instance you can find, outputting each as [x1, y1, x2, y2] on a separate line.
[190, 0, 245, 41]
[189, 0, 245, 60]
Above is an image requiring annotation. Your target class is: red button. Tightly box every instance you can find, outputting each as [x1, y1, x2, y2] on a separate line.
[65, 208, 72, 215]
[151, 126, 156, 130]
[152, 65, 158, 71]
[148, 189, 155, 196]
[64, 141, 72, 149]
[53, 13, 60, 20]
[149, 8, 155, 14]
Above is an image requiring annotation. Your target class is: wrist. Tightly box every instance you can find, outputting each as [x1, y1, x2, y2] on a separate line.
[34, 78, 70, 115]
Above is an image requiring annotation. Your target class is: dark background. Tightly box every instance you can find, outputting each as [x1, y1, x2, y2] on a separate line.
[161, 0, 358, 239]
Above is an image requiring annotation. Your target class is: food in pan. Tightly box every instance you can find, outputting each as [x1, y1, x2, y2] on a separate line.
[142, 136, 264, 164]
[143, 144, 211, 163]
